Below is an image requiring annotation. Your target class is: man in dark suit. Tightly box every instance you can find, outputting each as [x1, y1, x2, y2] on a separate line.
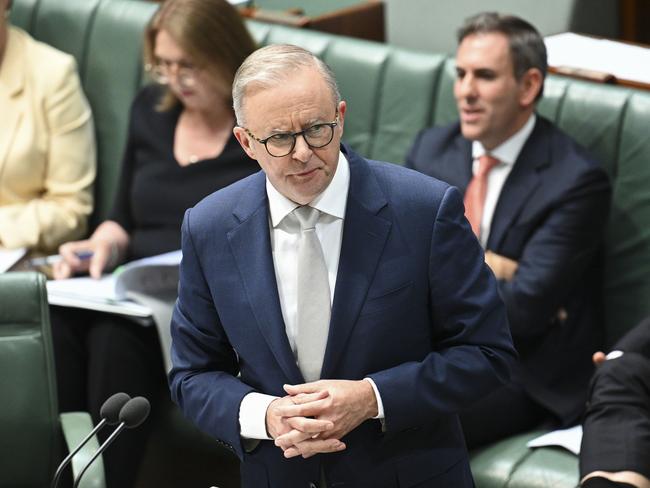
[407, 12, 612, 448]
[580, 317, 650, 488]
[169, 44, 516, 487]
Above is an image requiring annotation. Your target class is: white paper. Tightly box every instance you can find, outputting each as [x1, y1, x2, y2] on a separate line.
[46, 250, 182, 318]
[0, 247, 27, 273]
[545, 32, 650, 84]
[526, 425, 583, 455]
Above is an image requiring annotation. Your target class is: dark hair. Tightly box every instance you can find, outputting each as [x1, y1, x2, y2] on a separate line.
[144, 0, 257, 111]
[457, 12, 547, 100]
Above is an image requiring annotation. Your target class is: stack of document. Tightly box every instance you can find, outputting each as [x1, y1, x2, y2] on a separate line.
[0, 247, 26, 273]
[46, 250, 182, 318]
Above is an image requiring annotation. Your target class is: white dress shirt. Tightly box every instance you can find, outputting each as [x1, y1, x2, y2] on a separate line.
[472, 114, 536, 248]
[239, 151, 385, 440]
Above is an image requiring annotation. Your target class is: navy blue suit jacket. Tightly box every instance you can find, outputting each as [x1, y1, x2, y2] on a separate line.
[169, 146, 516, 487]
[406, 118, 612, 424]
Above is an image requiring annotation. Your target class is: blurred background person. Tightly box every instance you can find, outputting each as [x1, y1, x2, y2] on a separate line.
[580, 317, 650, 488]
[0, 0, 95, 253]
[49, 0, 258, 486]
[406, 12, 611, 449]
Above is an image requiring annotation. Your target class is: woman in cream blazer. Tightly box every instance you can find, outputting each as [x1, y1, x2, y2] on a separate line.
[0, 13, 95, 252]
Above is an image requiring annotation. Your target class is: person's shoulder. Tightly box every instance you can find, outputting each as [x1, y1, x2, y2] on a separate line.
[187, 171, 264, 225]
[536, 116, 602, 169]
[411, 122, 463, 153]
[367, 158, 451, 204]
[129, 84, 167, 115]
[407, 121, 465, 172]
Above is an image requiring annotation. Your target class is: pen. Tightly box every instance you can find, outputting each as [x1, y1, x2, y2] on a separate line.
[28, 250, 94, 267]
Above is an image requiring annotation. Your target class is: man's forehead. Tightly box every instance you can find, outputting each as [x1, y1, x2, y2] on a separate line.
[456, 32, 512, 67]
[242, 76, 335, 129]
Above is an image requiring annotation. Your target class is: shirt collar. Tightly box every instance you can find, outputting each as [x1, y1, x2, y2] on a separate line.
[472, 113, 536, 166]
[266, 150, 350, 228]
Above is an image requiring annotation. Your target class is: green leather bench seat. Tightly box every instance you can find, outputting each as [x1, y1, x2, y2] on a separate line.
[10, 0, 650, 486]
[471, 432, 579, 488]
[0, 273, 105, 487]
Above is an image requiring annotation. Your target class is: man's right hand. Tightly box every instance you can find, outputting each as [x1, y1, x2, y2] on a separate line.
[266, 391, 332, 439]
[266, 392, 346, 458]
[53, 220, 129, 280]
[54, 238, 114, 279]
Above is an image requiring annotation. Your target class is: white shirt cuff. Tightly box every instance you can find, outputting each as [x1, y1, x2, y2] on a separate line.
[239, 392, 278, 440]
[606, 350, 624, 360]
[364, 377, 385, 419]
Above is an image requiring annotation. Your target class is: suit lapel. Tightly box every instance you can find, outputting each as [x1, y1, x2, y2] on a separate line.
[0, 28, 26, 176]
[227, 174, 303, 384]
[321, 148, 392, 378]
[487, 119, 550, 250]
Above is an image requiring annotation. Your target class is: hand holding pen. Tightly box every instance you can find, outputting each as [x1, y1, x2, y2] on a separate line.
[29, 250, 94, 267]
[52, 239, 118, 280]
[49, 221, 129, 280]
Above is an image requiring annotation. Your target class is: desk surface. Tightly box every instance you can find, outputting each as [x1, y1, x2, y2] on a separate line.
[545, 32, 650, 91]
[252, 0, 365, 17]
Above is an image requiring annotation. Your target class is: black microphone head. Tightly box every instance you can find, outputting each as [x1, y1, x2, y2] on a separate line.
[99, 392, 131, 425]
[118, 396, 151, 428]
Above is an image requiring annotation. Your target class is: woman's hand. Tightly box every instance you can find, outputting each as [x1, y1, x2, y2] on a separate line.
[53, 221, 129, 279]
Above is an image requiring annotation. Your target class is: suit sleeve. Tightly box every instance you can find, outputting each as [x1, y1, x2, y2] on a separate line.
[369, 186, 517, 432]
[169, 208, 255, 460]
[0, 56, 95, 251]
[498, 167, 611, 340]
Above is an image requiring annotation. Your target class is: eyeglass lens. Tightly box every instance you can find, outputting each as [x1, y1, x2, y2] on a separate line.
[265, 123, 335, 157]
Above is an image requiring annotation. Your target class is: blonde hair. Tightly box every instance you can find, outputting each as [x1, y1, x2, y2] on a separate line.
[144, 0, 257, 111]
[232, 44, 341, 126]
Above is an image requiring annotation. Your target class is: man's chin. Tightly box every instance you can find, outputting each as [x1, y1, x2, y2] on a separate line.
[460, 124, 484, 142]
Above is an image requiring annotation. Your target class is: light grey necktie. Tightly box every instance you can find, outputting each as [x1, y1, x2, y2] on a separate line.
[294, 205, 331, 382]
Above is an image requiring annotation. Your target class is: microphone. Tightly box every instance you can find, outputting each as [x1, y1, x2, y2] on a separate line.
[51, 392, 131, 488]
[73, 396, 151, 488]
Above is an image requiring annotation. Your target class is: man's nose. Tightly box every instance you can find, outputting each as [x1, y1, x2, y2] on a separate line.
[292, 134, 313, 163]
[457, 75, 477, 99]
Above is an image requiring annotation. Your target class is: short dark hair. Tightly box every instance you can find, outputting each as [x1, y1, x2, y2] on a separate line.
[457, 12, 547, 100]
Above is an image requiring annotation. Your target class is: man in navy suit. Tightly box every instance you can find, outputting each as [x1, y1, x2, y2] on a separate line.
[169, 44, 516, 487]
[407, 13, 612, 448]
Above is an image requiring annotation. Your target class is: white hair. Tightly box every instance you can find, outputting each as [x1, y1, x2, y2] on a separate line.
[232, 44, 341, 126]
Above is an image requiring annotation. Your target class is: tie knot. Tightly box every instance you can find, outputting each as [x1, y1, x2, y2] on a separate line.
[293, 206, 320, 230]
[477, 154, 500, 177]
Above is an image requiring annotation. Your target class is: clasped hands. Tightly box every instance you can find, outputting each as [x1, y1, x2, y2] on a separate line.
[266, 379, 378, 459]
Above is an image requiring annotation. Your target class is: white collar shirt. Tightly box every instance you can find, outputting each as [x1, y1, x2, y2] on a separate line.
[471, 114, 536, 247]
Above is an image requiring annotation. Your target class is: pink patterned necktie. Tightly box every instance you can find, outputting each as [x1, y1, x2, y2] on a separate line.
[464, 154, 500, 238]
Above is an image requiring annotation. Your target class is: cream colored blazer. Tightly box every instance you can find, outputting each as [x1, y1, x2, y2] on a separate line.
[0, 26, 96, 252]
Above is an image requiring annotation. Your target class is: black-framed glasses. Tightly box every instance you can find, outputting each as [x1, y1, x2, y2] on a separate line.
[242, 113, 339, 157]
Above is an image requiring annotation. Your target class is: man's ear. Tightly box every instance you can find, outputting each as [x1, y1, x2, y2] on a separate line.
[233, 127, 257, 160]
[519, 68, 543, 108]
[337, 100, 347, 133]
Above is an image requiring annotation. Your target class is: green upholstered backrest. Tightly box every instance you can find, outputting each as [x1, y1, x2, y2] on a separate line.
[14, 0, 650, 346]
[31, 0, 102, 71]
[0, 272, 59, 487]
[7, 0, 38, 30]
[81, 0, 159, 226]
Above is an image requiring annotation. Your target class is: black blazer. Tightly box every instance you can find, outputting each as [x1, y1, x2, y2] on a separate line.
[406, 117, 612, 424]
